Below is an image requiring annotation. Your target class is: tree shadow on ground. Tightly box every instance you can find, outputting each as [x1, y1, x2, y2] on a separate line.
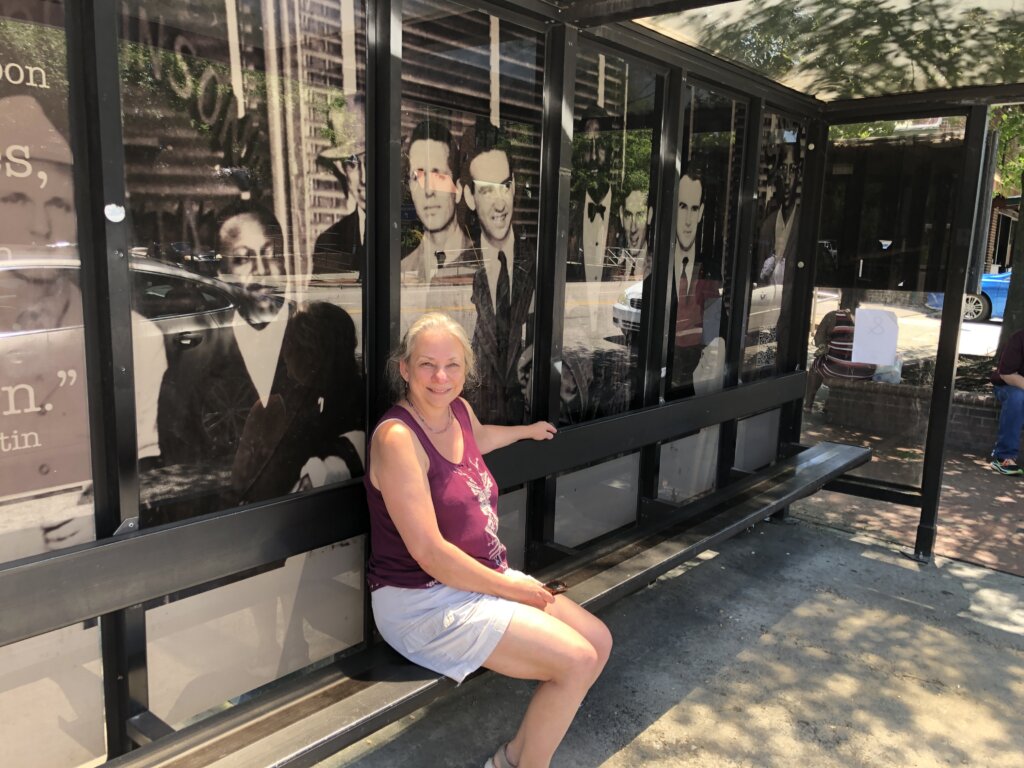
[323, 522, 1024, 768]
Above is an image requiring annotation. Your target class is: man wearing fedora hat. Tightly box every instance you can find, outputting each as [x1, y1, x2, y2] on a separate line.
[312, 95, 367, 279]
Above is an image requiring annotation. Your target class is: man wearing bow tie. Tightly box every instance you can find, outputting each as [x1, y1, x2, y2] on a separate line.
[400, 119, 473, 284]
[669, 172, 722, 396]
[459, 121, 535, 424]
[566, 115, 621, 283]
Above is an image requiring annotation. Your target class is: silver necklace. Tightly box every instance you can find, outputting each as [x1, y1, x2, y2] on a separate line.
[407, 399, 452, 435]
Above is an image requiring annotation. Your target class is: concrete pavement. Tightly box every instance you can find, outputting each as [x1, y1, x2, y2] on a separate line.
[321, 518, 1024, 767]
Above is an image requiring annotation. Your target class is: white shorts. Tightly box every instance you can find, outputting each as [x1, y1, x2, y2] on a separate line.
[371, 573, 524, 683]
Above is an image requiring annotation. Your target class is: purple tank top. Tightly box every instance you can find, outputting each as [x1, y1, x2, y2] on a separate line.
[365, 398, 508, 590]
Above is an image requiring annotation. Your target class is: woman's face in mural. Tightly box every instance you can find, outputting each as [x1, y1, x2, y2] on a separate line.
[408, 138, 460, 233]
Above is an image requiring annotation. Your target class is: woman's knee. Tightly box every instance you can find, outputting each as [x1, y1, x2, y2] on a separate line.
[565, 641, 604, 686]
[590, 619, 613, 670]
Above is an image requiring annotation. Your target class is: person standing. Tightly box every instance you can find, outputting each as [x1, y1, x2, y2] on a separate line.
[990, 328, 1024, 475]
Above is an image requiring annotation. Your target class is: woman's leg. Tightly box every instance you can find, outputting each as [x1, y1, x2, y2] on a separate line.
[482, 599, 611, 768]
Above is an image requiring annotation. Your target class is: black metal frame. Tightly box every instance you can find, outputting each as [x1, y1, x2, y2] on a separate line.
[913, 104, 990, 561]
[3, 0, 1013, 760]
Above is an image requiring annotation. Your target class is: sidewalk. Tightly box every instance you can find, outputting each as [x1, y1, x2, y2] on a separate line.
[795, 449, 1024, 577]
[322, 519, 1024, 767]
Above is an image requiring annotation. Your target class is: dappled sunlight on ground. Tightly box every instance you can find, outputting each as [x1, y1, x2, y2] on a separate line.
[794, 423, 1024, 577]
[325, 524, 1024, 768]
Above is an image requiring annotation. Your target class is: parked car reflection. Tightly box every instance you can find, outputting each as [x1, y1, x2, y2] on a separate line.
[0, 256, 282, 504]
[611, 279, 783, 337]
[925, 269, 1011, 322]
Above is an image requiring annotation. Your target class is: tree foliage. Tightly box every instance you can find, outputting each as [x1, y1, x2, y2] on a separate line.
[650, 0, 1024, 102]
[990, 106, 1024, 199]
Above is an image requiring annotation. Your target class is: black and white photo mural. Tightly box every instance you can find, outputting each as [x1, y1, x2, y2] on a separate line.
[559, 48, 658, 426]
[116, 0, 369, 731]
[399, 1, 544, 427]
[659, 83, 746, 504]
[117, 0, 369, 523]
[742, 111, 806, 379]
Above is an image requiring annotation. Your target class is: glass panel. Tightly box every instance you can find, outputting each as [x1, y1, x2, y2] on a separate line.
[554, 453, 639, 548]
[0, 2, 96, 561]
[940, 106, 1022, 490]
[399, 1, 544, 426]
[559, 49, 658, 425]
[658, 426, 719, 502]
[741, 111, 805, 382]
[665, 84, 745, 399]
[119, 0, 368, 525]
[146, 537, 364, 729]
[0, 623, 106, 768]
[640, 3, 1024, 101]
[734, 409, 780, 472]
[802, 118, 965, 486]
[497, 487, 526, 571]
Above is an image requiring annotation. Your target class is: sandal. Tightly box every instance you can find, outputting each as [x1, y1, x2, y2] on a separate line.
[484, 742, 517, 768]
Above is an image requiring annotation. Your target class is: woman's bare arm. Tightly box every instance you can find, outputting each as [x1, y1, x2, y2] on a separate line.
[460, 398, 556, 455]
[370, 420, 553, 609]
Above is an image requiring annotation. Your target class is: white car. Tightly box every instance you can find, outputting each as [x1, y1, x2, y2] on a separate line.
[612, 280, 783, 339]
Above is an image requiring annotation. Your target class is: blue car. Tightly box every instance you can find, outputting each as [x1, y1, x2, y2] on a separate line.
[926, 270, 1011, 322]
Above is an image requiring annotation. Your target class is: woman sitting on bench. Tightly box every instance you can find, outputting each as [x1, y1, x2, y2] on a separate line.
[365, 312, 613, 768]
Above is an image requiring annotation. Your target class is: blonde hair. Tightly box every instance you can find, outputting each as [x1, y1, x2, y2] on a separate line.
[388, 312, 477, 399]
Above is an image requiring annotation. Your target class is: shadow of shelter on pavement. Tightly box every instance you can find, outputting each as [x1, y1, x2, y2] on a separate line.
[321, 520, 1024, 768]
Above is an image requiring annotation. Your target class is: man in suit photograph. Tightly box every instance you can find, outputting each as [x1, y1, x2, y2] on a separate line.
[312, 95, 366, 279]
[458, 120, 535, 425]
[756, 140, 802, 287]
[400, 118, 473, 284]
[155, 201, 364, 518]
[566, 113, 621, 284]
[616, 180, 652, 281]
[669, 171, 722, 396]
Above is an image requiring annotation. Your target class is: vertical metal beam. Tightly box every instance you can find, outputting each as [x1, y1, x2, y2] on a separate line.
[780, 117, 828, 445]
[914, 105, 989, 562]
[526, 23, 577, 568]
[717, 96, 764, 486]
[366, 0, 403, 645]
[65, 0, 140, 757]
[367, 0, 403, 425]
[637, 68, 683, 507]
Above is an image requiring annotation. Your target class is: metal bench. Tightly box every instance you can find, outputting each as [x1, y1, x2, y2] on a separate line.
[106, 440, 870, 768]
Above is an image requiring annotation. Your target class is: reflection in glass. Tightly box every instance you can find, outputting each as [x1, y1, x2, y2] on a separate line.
[118, 1, 368, 524]
[0, 4, 97, 561]
[741, 112, 805, 381]
[802, 119, 964, 486]
[554, 453, 639, 548]
[0, 623, 106, 768]
[665, 85, 744, 399]
[561, 51, 658, 425]
[734, 410, 780, 472]
[146, 538, 364, 729]
[400, 2, 543, 426]
[497, 487, 527, 570]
